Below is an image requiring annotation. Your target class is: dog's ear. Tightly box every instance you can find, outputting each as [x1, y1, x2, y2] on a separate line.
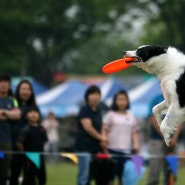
[155, 45, 167, 54]
[155, 45, 167, 52]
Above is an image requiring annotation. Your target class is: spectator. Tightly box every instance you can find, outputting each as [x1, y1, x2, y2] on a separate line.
[75, 85, 107, 185]
[10, 79, 37, 185]
[146, 94, 182, 185]
[16, 106, 48, 185]
[41, 112, 59, 163]
[101, 90, 140, 185]
[0, 74, 21, 185]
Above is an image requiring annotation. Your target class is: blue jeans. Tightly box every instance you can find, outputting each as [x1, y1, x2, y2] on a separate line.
[77, 153, 91, 185]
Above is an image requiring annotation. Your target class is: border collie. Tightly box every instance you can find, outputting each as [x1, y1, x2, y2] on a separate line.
[125, 45, 185, 146]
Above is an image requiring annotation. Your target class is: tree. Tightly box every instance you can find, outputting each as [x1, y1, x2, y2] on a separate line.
[139, 0, 185, 50]
[1, 0, 185, 85]
[0, 0, 143, 84]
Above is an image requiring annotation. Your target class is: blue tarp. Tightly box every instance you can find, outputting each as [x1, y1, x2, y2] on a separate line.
[129, 77, 162, 118]
[36, 80, 88, 117]
[36, 78, 128, 117]
[99, 78, 128, 101]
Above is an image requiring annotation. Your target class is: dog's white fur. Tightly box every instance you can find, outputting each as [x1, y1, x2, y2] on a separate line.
[125, 46, 185, 146]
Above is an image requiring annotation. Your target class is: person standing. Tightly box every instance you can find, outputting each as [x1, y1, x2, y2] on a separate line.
[41, 112, 59, 163]
[16, 106, 48, 185]
[10, 79, 38, 185]
[101, 90, 140, 185]
[0, 74, 21, 185]
[146, 94, 182, 185]
[75, 85, 107, 185]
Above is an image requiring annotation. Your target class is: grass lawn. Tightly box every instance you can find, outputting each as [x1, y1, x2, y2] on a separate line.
[47, 161, 185, 185]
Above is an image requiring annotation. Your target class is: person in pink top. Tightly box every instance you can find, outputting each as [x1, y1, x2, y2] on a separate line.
[101, 90, 140, 185]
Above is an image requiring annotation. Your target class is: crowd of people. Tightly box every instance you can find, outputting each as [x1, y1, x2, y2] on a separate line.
[75, 85, 183, 185]
[0, 73, 183, 185]
[0, 74, 51, 185]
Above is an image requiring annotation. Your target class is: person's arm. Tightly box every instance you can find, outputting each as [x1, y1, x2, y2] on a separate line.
[80, 118, 107, 142]
[3, 108, 21, 120]
[170, 123, 183, 147]
[0, 109, 7, 120]
[150, 115, 164, 137]
[100, 126, 109, 152]
[132, 131, 140, 153]
[16, 126, 28, 152]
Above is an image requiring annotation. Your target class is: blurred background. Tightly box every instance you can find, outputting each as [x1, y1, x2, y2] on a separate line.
[1, 0, 185, 184]
[1, 0, 185, 85]
[2, 0, 185, 151]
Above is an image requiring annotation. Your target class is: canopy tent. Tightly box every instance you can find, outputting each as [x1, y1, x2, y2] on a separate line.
[34, 76, 162, 118]
[99, 78, 128, 101]
[36, 80, 89, 117]
[103, 77, 162, 118]
[129, 77, 162, 118]
[36, 78, 128, 117]
[11, 77, 48, 96]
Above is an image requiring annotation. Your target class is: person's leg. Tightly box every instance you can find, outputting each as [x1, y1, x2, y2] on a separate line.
[50, 142, 59, 162]
[107, 150, 126, 185]
[44, 143, 51, 163]
[77, 153, 91, 185]
[22, 156, 36, 185]
[0, 143, 12, 185]
[147, 140, 164, 185]
[37, 155, 46, 185]
[10, 145, 24, 185]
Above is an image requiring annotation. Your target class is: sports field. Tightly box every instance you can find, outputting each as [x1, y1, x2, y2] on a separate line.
[47, 162, 185, 185]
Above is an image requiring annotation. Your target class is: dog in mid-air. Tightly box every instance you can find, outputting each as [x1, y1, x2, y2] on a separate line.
[124, 45, 185, 146]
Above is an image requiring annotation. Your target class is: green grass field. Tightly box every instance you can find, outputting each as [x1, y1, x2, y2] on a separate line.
[46, 161, 185, 185]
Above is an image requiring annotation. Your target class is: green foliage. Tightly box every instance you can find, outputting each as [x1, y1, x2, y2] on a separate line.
[139, 0, 185, 50]
[63, 34, 141, 75]
[1, 0, 185, 85]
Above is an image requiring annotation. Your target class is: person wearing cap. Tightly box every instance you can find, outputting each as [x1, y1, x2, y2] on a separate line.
[0, 73, 21, 185]
[16, 106, 48, 185]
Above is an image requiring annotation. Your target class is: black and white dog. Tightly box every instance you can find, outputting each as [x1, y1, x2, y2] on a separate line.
[124, 45, 185, 146]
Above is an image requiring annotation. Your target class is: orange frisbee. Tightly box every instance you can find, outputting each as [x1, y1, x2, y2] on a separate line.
[102, 57, 134, 74]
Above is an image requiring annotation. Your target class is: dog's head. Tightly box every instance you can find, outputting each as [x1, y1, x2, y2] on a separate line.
[124, 45, 167, 74]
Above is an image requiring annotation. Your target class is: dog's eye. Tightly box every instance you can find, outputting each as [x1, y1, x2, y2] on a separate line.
[136, 49, 143, 57]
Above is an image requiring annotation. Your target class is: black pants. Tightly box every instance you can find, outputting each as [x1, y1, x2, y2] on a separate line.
[108, 149, 130, 181]
[10, 145, 24, 185]
[0, 143, 12, 185]
[22, 155, 46, 185]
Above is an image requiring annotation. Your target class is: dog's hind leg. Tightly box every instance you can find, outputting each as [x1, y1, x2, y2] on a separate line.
[152, 100, 167, 126]
[160, 104, 184, 146]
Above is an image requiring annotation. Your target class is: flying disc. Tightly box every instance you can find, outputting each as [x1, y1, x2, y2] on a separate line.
[102, 57, 133, 74]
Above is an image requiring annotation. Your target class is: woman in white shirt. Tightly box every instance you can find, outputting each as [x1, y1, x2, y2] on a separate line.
[101, 90, 140, 185]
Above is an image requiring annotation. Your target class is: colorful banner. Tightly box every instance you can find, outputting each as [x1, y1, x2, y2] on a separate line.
[122, 156, 145, 185]
[165, 155, 178, 177]
[60, 153, 78, 164]
[25, 152, 41, 169]
[122, 160, 145, 185]
[131, 155, 144, 175]
[0, 151, 4, 159]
